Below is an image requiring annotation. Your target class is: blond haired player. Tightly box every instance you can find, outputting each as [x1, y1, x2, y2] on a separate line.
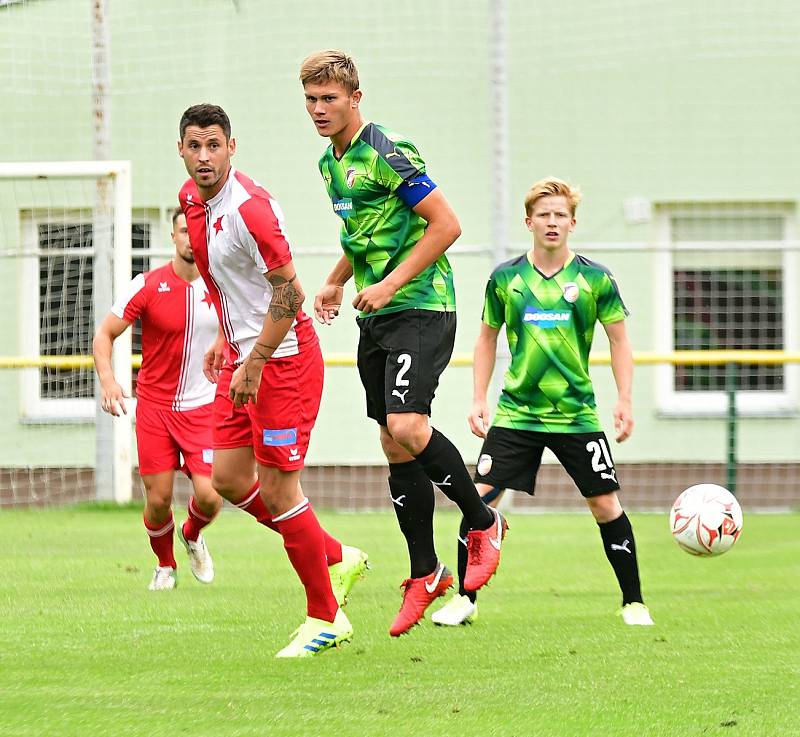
[432, 178, 654, 627]
[301, 50, 507, 637]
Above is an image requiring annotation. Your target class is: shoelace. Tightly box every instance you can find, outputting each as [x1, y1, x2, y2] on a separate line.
[398, 579, 414, 603]
[399, 578, 433, 607]
[187, 539, 205, 557]
[467, 533, 483, 564]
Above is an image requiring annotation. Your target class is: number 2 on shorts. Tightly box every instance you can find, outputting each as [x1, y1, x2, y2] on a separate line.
[391, 353, 412, 404]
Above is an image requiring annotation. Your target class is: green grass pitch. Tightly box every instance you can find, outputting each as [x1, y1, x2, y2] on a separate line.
[1, 506, 798, 737]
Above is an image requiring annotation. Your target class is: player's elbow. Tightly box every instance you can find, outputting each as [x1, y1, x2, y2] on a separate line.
[445, 215, 462, 244]
[91, 329, 109, 356]
[432, 215, 460, 251]
[293, 284, 306, 313]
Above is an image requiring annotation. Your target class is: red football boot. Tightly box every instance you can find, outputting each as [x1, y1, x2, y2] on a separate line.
[389, 562, 453, 637]
[464, 508, 508, 591]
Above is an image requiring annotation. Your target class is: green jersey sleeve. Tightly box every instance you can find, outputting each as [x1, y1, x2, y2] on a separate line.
[370, 136, 426, 192]
[596, 271, 629, 324]
[481, 274, 505, 329]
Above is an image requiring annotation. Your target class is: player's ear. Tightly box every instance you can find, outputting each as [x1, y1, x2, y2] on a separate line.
[177, 140, 184, 158]
[351, 89, 362, 108]
[524, 216, 533, 232]
[229, 137, 236, 156]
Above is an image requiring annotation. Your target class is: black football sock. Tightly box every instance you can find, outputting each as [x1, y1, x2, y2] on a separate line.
[457, 487, 503, 602]
[388, 460, 438, 579]
[456, 514, 474, 602]
[414, 427, 494, 530]
[598, 511, 643, 606]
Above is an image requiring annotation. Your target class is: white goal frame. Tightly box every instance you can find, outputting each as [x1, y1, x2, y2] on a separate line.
[0, 160, 133, 503]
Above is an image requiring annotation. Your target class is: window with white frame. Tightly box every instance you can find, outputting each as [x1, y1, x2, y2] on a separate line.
[21, 210, 159, 421]
[654, 202, 798, 416]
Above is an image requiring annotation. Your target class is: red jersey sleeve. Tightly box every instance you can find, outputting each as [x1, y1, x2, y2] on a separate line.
[236, 194, 292, 272]
[179, 178, 201, 213]
[111, 273, 148, 323]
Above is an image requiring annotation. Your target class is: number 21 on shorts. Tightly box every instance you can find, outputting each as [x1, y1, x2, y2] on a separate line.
[586, 437, 616, 481]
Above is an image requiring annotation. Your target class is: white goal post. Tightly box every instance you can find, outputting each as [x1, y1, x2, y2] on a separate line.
[0, 160, 133, 503]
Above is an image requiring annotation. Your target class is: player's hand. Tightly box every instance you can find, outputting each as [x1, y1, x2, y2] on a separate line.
[352, 281, 397, 314]
[314, 284, 344, 325]
[229, 357, 263, 408]
[613, 398, 634, 442]
[203, 336, 225, 383]
[468, 400, 491, 439]
[100, 380, 128, 417]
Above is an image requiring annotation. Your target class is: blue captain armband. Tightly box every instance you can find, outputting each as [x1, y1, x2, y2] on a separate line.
[396, 174, 437, 208]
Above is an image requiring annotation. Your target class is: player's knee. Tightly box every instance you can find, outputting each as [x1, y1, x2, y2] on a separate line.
[145, 492, 172, 517]
[257, 466, 302, 515]
[194, 477, 222, 510]
[379, 425, 415, 463]
[211, 470, 247, 500]
[385, 414, 429, 455]
[587, 491, 622, 523]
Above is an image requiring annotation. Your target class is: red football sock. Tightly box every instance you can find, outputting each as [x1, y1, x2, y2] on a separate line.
[234, 482, 343, 565]
[234, 482, 278, 531]
[182, 496, 216, 542]
[144, 513, 176, 569]
[325, 533, 343, 565]
[274, 500, 338, 622]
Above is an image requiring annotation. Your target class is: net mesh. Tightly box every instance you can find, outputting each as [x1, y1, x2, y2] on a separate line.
[1, 0, 798, 509]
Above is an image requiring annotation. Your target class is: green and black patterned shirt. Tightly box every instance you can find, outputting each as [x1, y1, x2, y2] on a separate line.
[483, 251, 628, 433]
[319, 122, 456, 317]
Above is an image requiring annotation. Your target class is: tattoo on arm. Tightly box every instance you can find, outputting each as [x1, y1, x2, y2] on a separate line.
[267, 273, 302, 322]
[250, 348, 271, 362]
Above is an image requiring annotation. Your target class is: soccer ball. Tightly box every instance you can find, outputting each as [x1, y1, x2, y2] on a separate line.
[669, 484, 743, 556]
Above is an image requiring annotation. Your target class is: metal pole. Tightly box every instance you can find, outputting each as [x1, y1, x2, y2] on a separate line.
[489, 0, 509, 268]
[725, 362, 738, 495]
[489, 0, 512, 510]
[112, 164, 133, 503]
[92, 0, 115, 502]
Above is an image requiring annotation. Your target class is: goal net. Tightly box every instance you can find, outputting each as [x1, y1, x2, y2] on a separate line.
[0, 162, 133, 505]
[1, 0, 798, 511]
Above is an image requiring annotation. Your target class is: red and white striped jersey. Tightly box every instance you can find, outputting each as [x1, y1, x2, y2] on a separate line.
[179, 168, 317, 365]
[111, 261, 218, 411]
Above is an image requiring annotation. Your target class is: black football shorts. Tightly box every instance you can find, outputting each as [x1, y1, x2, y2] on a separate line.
[356, 309, 456, 426]
[473, 425, 621, 498]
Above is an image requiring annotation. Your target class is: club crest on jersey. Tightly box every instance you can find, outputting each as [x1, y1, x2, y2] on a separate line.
[477, 453, 493, 476]
[332, 197, 354, 220]
[263, 427, 298, 446]
[562, 282, 580, 303]
[157, 282, 170, 293]
[523, 307, 571, 329]
[345, 167, 357, 188]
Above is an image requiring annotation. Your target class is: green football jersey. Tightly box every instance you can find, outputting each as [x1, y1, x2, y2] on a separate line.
[483, 251, 628, 433]
[319, 122, 456, 317]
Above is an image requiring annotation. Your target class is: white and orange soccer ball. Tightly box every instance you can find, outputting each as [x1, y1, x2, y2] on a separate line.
[669, 484, 743, 556]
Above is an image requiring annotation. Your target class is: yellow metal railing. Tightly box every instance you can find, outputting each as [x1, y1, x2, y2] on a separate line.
[2, 350, 800, 370]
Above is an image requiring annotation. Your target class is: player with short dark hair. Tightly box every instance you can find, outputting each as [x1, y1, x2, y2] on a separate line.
[93, 208, 222, 591]
[178, 103, 365, 658]
[431, 176, 654, 627]
[300, 50, 508, 637]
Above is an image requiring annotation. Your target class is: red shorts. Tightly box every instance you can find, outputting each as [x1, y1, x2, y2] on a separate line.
[213, 346, 324, 470]
[135, 401, 214, 477]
